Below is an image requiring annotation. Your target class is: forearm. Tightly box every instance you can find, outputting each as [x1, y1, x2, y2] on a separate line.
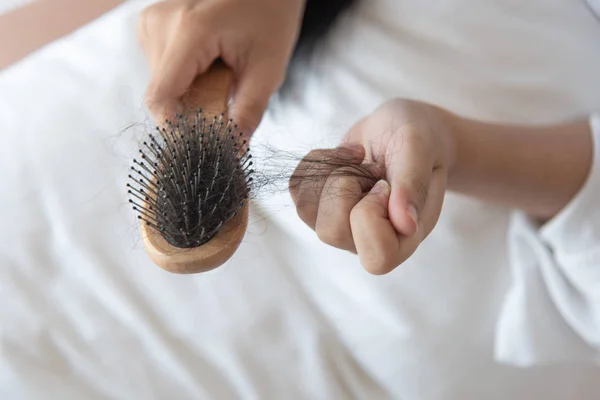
[446, 114, 594, 221]
[0, 0, 124, 70]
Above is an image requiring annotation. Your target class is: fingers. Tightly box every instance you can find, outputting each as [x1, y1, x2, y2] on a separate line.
[137, 2, 169, 66]
[350, 171, 446, 275]
[290, 145, 366, 230]
[145, 34, 220, 121]
[138, 3, 221, 121]
[289, 99, 449, 275]
[291, 140, 443, 275]
[144, 52, 197, 120]
[385, 128, 435, 236]
[228, 60, 286, 136]
[137, 2, 290, 132]
[350, 180, 413, 274]
[315, 166, 377, 252]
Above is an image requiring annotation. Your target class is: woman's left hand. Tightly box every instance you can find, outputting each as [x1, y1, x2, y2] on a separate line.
[290, 99, 457, 275]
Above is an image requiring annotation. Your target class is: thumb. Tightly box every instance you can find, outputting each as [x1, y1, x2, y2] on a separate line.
[351, 179, 402, 275]
[386, 135, 434, 237]
[228, 60, 286, 137]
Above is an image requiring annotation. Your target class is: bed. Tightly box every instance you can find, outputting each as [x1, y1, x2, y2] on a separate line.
[2, 0, 600, 399]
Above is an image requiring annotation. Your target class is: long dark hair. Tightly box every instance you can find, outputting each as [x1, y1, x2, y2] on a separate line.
[280, 0, 359, 96]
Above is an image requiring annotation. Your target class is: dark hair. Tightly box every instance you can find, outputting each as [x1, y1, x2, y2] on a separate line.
[280, 0, 359, 96]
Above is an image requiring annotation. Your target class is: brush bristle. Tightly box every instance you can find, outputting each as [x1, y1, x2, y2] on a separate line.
[127, 110, 253, 248]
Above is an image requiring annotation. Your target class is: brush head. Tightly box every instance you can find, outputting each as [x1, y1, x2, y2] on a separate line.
[128, 110, 253, 273]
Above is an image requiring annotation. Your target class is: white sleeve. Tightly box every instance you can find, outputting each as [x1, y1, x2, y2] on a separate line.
[495, 113, 600, 367]
[587, 0, 600, 18]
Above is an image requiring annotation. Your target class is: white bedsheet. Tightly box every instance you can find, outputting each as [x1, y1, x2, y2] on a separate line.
[0, 0, 37, 14]
[2, 0, 600, 399]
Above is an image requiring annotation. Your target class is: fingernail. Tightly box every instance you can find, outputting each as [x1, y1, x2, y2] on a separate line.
[407, 204, 419, 227]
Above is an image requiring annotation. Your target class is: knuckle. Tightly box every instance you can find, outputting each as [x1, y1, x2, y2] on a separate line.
[332, 166, 375, 190]
[288, 178, 300, 203]
[172, 9, 193, 31]
[295, 150, 332, 177]
[405, 128, 430, 148]
[138, 5, 154, 23]
[175, 7, 211, 36]
[305, 149, 331, 161]
[295, 203, 316, 228]
[144, 86, 160, 108]
[138, 4, 162, 32]
[322, 173, 347, 194]
[305, 149, 341, 170]
[360, 251, 395, 275]
[137, 10, 151, 41]
[293, 188, 317, 225]
[323, 175, 363, 206]
[316, 222, 351, 249]
[289, 165, 306, 201]
[144, 90, 157, 111]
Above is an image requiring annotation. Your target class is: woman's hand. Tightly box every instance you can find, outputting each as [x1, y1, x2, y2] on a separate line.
[290, 98, 594, 275]
[138, 0, 305, 134]
[290, 99, 457, 275]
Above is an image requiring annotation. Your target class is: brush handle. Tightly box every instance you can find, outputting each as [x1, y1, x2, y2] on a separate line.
[182, 59, 233, 118]
[142, 206, 248, 274]
[141, 60, 250, 274]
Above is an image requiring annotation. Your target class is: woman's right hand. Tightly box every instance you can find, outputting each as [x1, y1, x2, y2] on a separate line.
[138, 0, 305, 135]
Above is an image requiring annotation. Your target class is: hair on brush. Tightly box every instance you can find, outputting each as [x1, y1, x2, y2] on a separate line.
[127, 111, 253, 249]
[128, 0, 364, 272]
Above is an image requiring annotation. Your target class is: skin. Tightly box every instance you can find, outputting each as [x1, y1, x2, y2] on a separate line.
[289, 99, 593, 275]
[139, 1, 594, 275]
[137, 0, 305, 134]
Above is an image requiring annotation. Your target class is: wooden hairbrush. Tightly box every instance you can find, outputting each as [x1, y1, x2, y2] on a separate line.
[128, 61, 253, 274]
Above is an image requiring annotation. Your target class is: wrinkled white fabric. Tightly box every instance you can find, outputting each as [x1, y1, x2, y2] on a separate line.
[2, 0, 600, 399]
[0, 0, 38, 14]
[496, 114, 600, 366]
[587, 0, 600, 16]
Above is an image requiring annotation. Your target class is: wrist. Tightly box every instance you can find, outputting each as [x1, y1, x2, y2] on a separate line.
[441, 111, 594, 219]
[432, 107, 464, 186]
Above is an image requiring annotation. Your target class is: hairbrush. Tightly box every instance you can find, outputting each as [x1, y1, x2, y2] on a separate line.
[127, 0, 364, 274]
[128, 61, 253, 274]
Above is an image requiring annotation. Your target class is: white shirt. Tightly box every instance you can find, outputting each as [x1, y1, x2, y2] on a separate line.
[255, 0, 600, 395]
[1, 0, 600, 398]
